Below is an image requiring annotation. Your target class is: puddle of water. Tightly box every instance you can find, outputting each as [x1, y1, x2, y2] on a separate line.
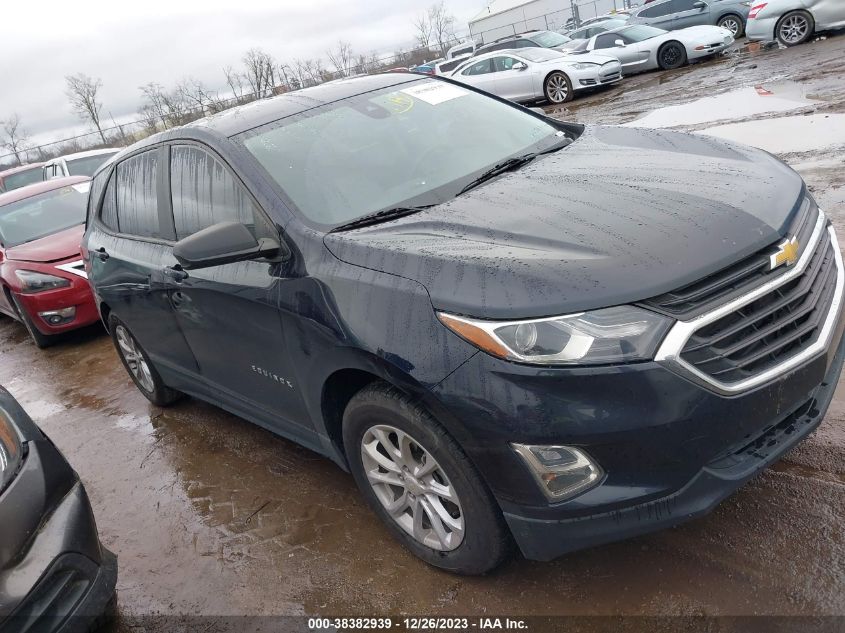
[699, 113, 845, 154]
[625, 81, 819, 129]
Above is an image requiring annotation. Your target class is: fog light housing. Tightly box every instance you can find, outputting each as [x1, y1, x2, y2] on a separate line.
[511, 443, 603, 501]
[38, 306, 76, 326]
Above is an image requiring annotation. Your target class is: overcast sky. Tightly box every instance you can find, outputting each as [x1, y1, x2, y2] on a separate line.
[2, 0, 485, 145]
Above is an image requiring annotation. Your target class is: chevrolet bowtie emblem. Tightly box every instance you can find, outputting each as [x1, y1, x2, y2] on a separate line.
[770, 236, 800, 270]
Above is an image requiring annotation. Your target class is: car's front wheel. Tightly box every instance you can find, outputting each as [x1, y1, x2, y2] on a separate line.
[776, 10, 814, 46]
[343, 383, 511, 574]
[658, 41, 688, 70]
[10, 294, 55, 349]
[544, 71, 573, 104]
[109, 315, 182, 406]
[717, 13, 744, 37]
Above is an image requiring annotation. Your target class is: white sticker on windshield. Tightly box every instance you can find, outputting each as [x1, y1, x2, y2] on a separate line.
[401, 82, 469, 105]
[72, 182, 91, 194]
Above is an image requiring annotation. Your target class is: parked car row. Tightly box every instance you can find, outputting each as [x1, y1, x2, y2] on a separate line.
[445, 22, 733, 103]
[1, 70, 843, 588]
[0, 148, 121, 194]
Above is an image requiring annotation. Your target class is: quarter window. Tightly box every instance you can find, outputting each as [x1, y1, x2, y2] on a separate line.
[170, 145, 269, 240]
[115, 150, 161, 238]
[100, 173, 118, 231]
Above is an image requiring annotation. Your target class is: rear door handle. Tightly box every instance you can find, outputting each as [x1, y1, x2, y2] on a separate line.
[163, 265, 188, 283]
[95, 247, 109, 262]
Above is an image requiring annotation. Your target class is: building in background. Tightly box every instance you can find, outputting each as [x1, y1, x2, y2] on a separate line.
[469, 0, 627, 43]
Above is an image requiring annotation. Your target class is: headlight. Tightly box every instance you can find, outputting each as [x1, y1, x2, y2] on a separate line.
[438, 305, 672, 365]
[570, 62, 599, 69]
[14, 270, 71, 293]
[0, 411, 23, 493]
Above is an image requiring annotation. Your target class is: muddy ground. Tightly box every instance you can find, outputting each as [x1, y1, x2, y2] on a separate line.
[2, 34, 844, 631]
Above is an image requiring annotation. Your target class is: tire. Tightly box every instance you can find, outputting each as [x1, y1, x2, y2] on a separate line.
[717, 13, 745, 38]
[10, 294, 55, 349]
[776, 10, 814, 47]
[658, 41, 688, 70]
[543, 71, 573, 104]
[343, 382, 511, 575]
[108, 315, 182, 406]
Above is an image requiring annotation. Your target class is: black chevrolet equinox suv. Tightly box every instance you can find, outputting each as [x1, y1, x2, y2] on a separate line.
[83, 73, 845, 574]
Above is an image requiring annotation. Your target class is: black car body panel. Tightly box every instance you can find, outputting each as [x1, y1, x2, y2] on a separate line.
[81, 74, 845, 565]
[0, 388, 116, 633]
[325, 125, 805, 319]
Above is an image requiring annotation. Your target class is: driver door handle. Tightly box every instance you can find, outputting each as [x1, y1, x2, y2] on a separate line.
[163, 265, 188, 283]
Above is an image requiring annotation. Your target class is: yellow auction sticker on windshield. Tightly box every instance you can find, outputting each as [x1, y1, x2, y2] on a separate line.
[400, 82, 469, 105]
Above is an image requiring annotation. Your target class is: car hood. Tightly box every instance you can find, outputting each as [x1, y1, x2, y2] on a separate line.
[5, 224, 83, 263]
[559, 51, 620, 64]
[324, 125, 804, 319]
[674, 24, 733, 41]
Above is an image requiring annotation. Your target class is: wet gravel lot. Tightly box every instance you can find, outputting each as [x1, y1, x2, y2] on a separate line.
[2, 34, 845, 630]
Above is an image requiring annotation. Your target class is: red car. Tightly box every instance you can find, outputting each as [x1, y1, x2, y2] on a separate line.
[0, 163, 45, 193]
[0, 177, 99, 347]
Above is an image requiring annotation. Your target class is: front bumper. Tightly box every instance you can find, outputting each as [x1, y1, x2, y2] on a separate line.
[431, 278, 845, 561]
[13, 281, 99, 336]
[746, 16, 778, 41]
[0, 392, 116, 632]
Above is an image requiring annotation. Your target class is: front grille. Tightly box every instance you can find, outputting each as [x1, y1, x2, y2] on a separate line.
[679, 230, 837, 384]
[645, 197, 817, 319]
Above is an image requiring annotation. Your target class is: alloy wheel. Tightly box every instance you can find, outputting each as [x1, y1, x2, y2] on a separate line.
[720, 17, 741, 36]
[779, 14, 809, 44]
[546, 74, 569, 103]
[360, 424, 465, 551]
[661, 45, 682, 67]
[115, 325, 155, 392]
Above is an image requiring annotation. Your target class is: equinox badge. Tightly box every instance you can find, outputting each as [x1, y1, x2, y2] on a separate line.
[770, 236, 800, 270]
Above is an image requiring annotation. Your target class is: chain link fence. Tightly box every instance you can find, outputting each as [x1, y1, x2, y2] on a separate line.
[469, 0, 631, 44]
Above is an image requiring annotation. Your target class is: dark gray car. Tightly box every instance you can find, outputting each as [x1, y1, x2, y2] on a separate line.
[628, 0, 751, 36]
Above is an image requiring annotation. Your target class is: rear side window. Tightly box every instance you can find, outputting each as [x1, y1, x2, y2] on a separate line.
[639, 1, 675, 18]
[170, 145, 269, 240]
[595, 33, 621, 48]
[463, 59, 493, 76]
[115, 150, 161, 238]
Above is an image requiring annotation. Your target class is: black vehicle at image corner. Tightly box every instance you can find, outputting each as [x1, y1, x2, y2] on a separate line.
[0, 387, 116, 632]
[82, 73, 845, 575]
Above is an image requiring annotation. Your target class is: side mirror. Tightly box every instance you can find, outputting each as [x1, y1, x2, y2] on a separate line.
[614, 39, 625, 46]
[693, 0, 706, 7]
[513, 61, 528, 71]
[173, 221, 282, 270]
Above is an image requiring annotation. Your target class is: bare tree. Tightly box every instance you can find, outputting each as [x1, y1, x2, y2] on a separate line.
[177, 77, 220, 115]
[1, 114, 28, 165]
[413, 12, 432, 49]
[326, 40, 354, 78]
[223, 65, 247, 103]
[242, 48, 277, 98]
[139, 82, 186, 129]
[65, 74, 107, 143]
[429, 1, 456, 55]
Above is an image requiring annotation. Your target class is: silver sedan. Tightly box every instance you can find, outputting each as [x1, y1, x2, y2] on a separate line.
[450, 48, 622, 104]
[572, 23, 734, 72]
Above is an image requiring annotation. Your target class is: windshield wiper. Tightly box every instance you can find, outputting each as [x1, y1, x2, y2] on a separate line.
[457, 139, 572, 196]
[330, 205, 433, 232]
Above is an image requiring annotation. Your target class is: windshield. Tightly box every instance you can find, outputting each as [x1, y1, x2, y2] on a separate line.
[620, 24, 667, 41]
[531, 31, 571, 47]
[0, 183, 89, 247]
[2, 166, 43, 192]
[66, 151, 118, 177]
[239, 79, 566, 228]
